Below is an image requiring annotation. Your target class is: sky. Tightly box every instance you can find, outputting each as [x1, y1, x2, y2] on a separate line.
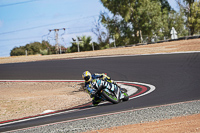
[0, 0, 179, 57]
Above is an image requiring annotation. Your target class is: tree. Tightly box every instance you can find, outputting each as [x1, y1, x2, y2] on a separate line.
[10, 47, 25, 56]
[100, 12, 134, 46]
[176, 0, 200, 35]
[69, 36, 95, 53]
[10, 41, 54, 56]
[188, 1, 200, 34]
[171, 9, 188, 37]
[100, 0, 166, 43]
[139, 0, 164, 42]
[79, 36, 92, 51]
[153, 0, 172, 11]
[92, 18, 110, 49]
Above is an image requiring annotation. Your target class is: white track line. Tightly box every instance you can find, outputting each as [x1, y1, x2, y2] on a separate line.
[117, 81, 156, 99]
[119, 83, 137, 96]
[0, 107, 96, 127]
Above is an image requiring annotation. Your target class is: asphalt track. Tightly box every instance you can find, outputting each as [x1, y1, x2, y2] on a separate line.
[0, 52, 200, 132]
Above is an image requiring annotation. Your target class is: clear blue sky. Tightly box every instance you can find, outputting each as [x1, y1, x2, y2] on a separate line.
[0, 0, 179, 57]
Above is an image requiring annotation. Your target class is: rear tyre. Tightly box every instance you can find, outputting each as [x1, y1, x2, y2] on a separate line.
[122, 93, 129, 101]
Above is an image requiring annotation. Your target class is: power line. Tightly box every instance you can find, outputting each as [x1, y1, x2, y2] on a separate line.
[0, 26, 94, 41]
[0, 15, 98, 35]
[0, 41, 29, 47]
[0, 29, 93, 42]
[0, 0, 39, 7]
[67, 30, 92, 35]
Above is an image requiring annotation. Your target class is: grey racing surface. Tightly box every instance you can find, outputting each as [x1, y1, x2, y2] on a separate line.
[0, 52, 200, 132]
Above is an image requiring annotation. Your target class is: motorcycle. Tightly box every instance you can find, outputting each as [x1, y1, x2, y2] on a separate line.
[92, 79, 129, 104]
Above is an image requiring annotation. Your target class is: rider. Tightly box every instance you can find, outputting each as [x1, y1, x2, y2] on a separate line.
[82, 71, 116, 106]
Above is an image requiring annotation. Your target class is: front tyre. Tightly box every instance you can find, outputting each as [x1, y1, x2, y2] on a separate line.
[102, 90, 120, 104]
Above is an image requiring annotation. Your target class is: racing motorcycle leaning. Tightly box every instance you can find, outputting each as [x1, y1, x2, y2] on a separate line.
[91, 79, 129, 104]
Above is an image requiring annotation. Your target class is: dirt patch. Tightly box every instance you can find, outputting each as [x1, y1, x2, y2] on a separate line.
[0, 82, 90, 121]
[85, 114, 200, 133]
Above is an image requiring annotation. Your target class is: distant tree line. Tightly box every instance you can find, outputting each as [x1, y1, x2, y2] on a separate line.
[10, 41, 57, 56]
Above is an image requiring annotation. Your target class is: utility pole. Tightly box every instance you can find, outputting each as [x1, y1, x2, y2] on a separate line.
[72, 37, 82, 52]
[49, 28, 66, 54]
[91, 42, 94, 51]
[113, 35, 116, 48]
[55, 29, 59, 54]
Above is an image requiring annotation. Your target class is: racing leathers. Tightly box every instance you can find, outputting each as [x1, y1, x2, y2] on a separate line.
[84, 73, 111, 97]
[84, 73, 113, 105]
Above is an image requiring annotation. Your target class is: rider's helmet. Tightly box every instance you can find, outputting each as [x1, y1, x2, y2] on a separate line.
[82, 71, 92, 82]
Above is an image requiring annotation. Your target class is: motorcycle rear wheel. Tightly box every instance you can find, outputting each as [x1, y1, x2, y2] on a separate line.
[122, 92, 129, 101]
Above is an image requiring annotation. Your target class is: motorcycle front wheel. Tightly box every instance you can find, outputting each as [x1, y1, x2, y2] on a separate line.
[102, 90, 120, 104]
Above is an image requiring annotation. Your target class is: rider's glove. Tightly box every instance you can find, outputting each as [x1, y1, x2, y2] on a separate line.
[104, 77, 108, 81]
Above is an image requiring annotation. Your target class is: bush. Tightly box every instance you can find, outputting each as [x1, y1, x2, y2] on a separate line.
[10, 47, 25, 56]
[40, 49, 48, 55]
[10, 41, 55, 56]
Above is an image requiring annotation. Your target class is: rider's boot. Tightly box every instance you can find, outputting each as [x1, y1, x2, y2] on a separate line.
[92, 96, 102, 106]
